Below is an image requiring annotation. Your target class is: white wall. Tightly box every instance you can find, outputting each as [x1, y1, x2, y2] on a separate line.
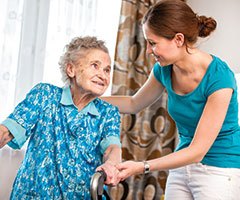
[188, 0, 240, 73]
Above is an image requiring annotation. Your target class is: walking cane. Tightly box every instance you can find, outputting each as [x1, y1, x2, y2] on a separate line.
[90, 170, 111, 200]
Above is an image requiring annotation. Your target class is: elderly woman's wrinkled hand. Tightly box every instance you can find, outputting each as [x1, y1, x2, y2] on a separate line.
[0, 125, 13, 149]
[96, 161, 121, 186]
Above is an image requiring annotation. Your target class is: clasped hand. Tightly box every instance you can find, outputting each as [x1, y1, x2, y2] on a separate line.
[96, 160, 142, 186]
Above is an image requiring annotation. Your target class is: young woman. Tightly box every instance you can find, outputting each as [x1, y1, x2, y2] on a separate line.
[102, 0, 240, 199]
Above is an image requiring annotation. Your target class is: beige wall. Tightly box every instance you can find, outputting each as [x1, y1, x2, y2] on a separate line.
[188, 0, 240, 73]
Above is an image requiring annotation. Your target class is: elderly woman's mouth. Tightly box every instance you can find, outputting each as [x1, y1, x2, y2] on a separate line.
[92, 81, 105, 86]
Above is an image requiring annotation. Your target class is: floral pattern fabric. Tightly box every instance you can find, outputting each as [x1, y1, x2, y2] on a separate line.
[2, 83, 121, 200]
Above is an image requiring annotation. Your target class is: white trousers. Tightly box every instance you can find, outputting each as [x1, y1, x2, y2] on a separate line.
[165, 163, 240, 200]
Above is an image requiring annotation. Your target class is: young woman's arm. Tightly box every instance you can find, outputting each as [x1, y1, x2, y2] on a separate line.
[101, 70, 165, 114]
[117, 88, 233, 178]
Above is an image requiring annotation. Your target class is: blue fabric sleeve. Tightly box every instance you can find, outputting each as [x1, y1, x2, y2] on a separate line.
[100, 136, 121, 155]
[2, 118, 26, 149]
[100, 106, 121, 154]
[3, 83, 49, 149]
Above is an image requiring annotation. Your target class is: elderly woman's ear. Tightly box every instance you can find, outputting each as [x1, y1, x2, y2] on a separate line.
[66, 63, 75, 78]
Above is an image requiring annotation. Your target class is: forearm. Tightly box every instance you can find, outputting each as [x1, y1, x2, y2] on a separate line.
[147, 146, 203, 173]
[125, 146, 203, 176]
[101, 96, 137, 114]
[103, 144, 122, 164]
[101, 94, 159, 114]
[101, 72, 165, 114]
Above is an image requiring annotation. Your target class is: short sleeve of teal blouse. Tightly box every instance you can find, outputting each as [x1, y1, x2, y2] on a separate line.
[153, 55, 240, 168]
[1, 83, 121, 199]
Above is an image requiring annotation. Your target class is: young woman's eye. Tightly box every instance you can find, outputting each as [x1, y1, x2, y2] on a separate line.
[148, 40, 156, 47]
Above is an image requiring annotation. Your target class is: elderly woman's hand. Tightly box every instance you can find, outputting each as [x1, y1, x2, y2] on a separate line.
[96, 160, 121, 186]
[0, 125, 14, 148]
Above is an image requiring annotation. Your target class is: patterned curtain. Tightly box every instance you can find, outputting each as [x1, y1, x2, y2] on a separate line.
[109, 0, 177, 199]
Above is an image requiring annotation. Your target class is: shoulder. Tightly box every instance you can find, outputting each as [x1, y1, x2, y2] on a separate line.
[33, 82, 61, 91]
[28, 83, 63, 102]
[31, 83, 62, 94]
[209, 56, 234, 76]
[208, 56, 235, 83]
[205, 56, 237, 96]
[153, 62, 171, 86]
[94, 99, 121, 126]
[153, 62, 172, 74]
[94, 98, 120, 114]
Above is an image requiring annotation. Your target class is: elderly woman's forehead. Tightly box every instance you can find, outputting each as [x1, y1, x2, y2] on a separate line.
[83, 49, 110, 59]
[74, 49, 110, 63]
[84, 48, 108, 54]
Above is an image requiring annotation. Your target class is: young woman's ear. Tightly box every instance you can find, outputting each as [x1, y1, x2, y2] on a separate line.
[174, 33, 185, 47]
[66, 63, 75, 78]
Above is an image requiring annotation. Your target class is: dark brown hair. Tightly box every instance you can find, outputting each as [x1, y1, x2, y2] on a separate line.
[142, 0, 217, 45]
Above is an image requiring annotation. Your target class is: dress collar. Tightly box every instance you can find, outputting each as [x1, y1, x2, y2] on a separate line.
[60, 86, 100, 116]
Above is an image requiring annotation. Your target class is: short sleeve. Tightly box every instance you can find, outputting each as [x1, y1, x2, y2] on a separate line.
[2, 83, 50, 149]
[205, 64, 237, 97]
[100, 106, 121, 154]
[153, 62, 164, 85]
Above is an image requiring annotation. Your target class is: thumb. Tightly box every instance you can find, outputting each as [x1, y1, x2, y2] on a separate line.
[116, 163, 124, 171]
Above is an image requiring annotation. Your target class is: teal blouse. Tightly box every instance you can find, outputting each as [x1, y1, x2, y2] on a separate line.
[153, 55, 240, 168]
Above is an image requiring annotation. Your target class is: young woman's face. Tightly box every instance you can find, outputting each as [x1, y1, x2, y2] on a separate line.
[69, 49, 111, 97]
[142, 23, 180, 67]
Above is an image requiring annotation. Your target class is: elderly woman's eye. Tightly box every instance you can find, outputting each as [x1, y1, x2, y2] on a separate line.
[104, 68, 111, 74]
[91, 63, 98, 69]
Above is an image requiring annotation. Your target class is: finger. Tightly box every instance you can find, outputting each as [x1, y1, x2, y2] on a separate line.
[105, 176, 113, 185]
[1, 139, 9, 148]
[116, 164, 124, 170]
[95, 167, 101, 172]
[0, 134, 3, 144]
[107, 176, 119, 186]
[0, 136, 9, 148]
[120, 177, 126, 182]
[1, 131, 13, 141]
[0, 133, 6, 148]
[118, 171, 125, 180]
[105, 169, 119, 185]
[115, 176, 122, 185]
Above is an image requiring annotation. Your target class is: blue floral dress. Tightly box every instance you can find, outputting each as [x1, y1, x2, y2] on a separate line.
[2, 83, 121, 200]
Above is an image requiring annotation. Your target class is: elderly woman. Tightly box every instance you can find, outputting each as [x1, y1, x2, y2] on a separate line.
[0, 36, 121, 199]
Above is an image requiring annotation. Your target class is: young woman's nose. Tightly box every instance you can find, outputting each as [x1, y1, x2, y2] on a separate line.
[146, 43, 153, 54]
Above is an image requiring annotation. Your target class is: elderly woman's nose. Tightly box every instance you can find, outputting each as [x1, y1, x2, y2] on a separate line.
[98, 68, 108, 77]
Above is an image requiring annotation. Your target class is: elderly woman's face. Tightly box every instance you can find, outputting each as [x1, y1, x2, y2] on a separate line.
[70, 49, 111, 97]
